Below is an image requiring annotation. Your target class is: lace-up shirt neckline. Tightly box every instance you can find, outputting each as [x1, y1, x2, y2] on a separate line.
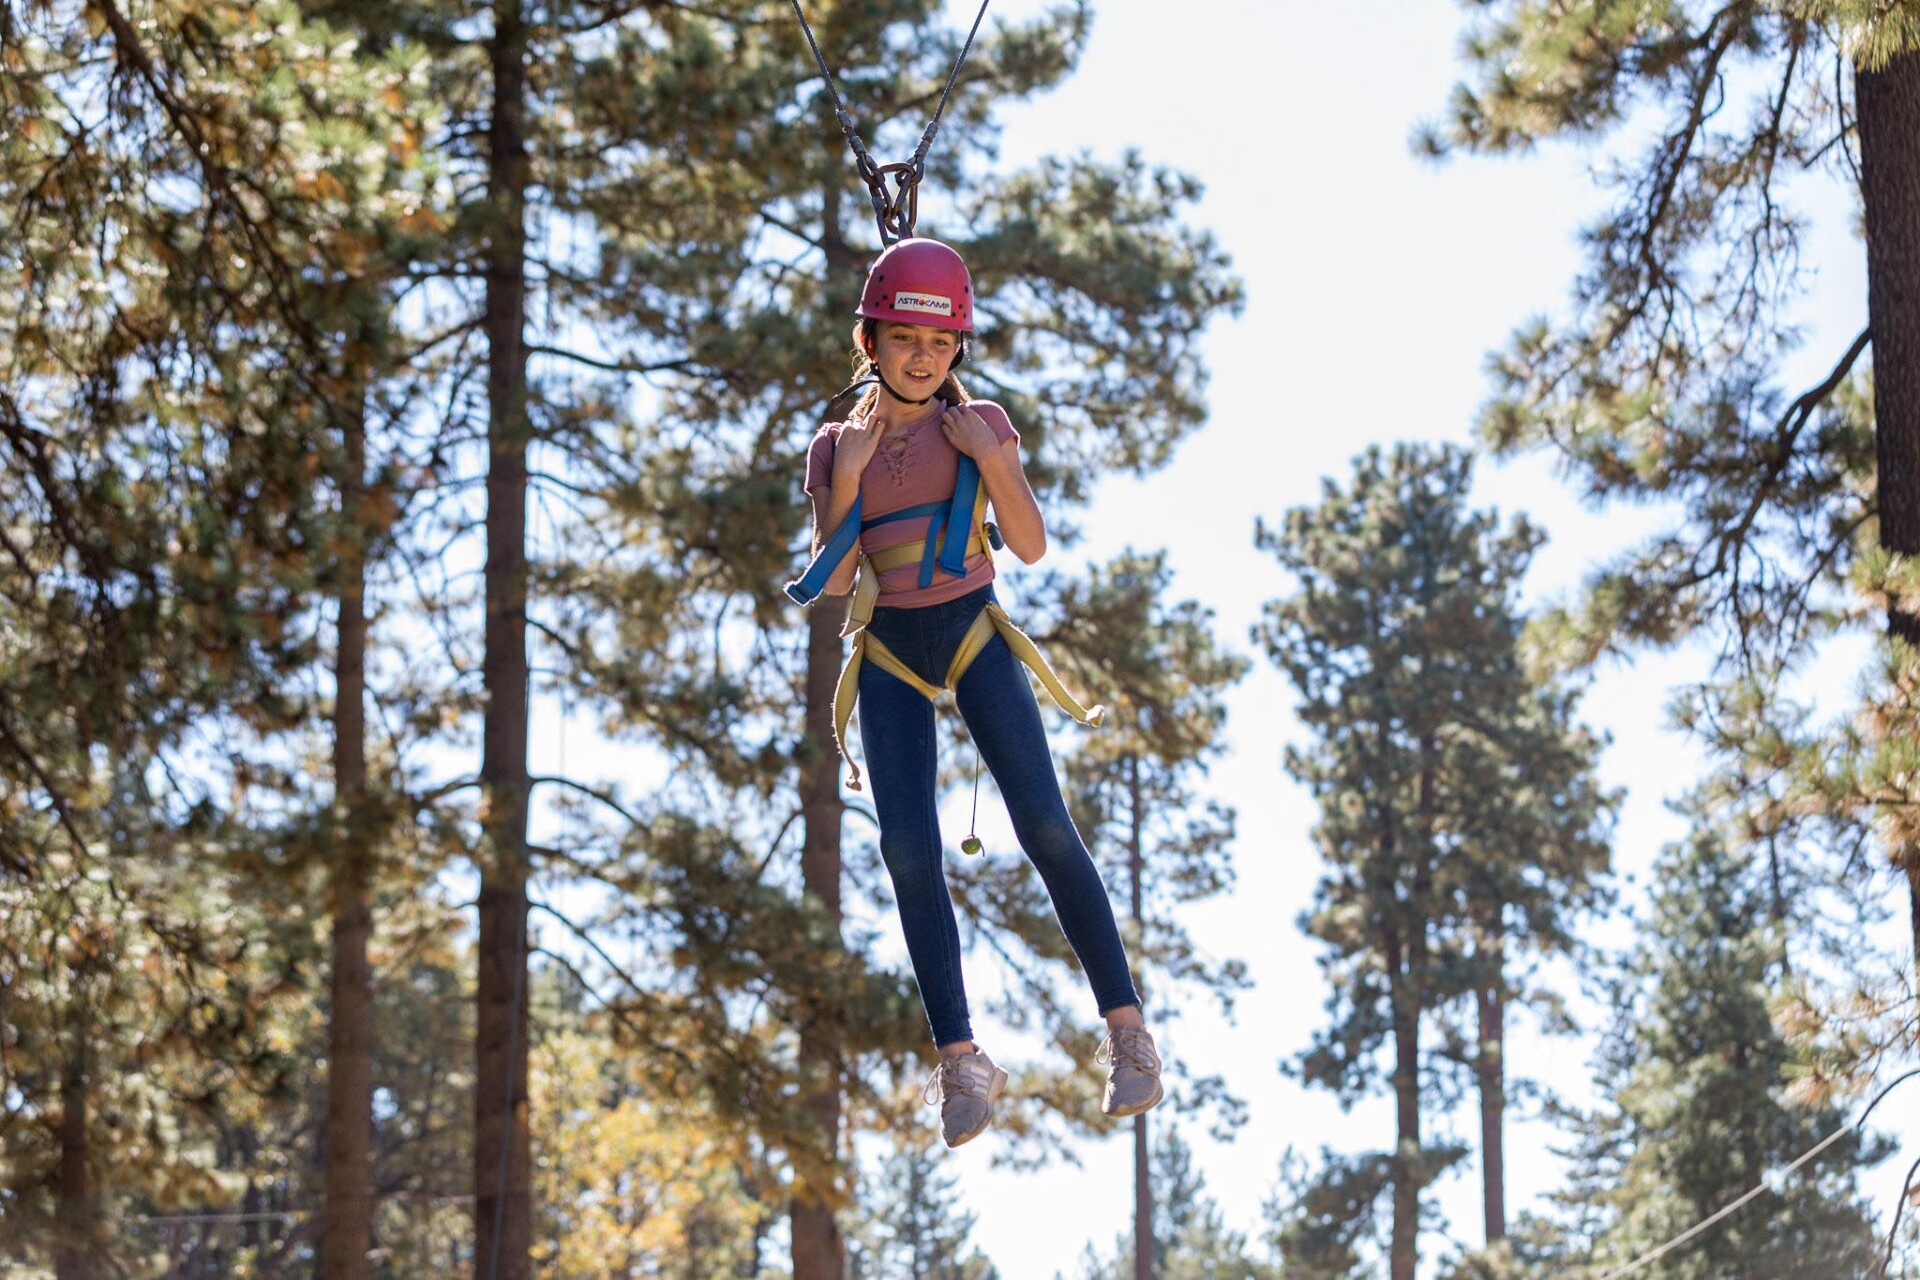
[871, 398, 944, 488]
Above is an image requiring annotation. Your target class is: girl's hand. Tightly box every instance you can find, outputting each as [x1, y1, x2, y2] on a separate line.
[831, 415, 886, 483]
[940, 404, 998, 460]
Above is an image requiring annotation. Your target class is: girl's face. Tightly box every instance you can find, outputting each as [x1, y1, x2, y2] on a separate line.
[871, 321, 960, 400]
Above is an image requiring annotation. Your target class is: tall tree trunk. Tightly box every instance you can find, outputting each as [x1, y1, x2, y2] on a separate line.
[1388, 748, 1437, 1280]
[792, 595, 848, 1280]
[790, 177, 856, 1280]
[1855, 41, 1920, 1002]
[323, 388, 373, 1280]
[54, 984, 92, 1280]
[475, 2, 532, 1275]
[1389, 974, 1420, 1280]
[1475, 925, 1507, 1246]
[1128, 755, 1153, 1280]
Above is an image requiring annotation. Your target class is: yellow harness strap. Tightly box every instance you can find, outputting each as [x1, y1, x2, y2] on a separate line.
[841, 483, 989, 639]
[831, 596, 1105, 791]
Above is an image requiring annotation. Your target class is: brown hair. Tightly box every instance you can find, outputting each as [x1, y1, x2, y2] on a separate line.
[848, 318, 970, 418]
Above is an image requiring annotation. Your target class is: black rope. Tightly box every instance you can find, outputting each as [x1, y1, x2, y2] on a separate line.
[914, 0, 990, 170]
[787, 0, 992, 246]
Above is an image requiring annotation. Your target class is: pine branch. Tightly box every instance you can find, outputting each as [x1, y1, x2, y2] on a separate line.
[92, 0, 346, 411]
[399, 316, 486, 365]
[0, 709, 75, 873]
[526, 343, 700, 377]
[1703, 326, 1872, 589]
[531, 773, 646, 830]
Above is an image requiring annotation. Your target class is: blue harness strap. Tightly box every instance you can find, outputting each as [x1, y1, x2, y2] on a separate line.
[785, 491, 864, 605]
[786, 460, 985, 602]
[938, 455, 980, 579]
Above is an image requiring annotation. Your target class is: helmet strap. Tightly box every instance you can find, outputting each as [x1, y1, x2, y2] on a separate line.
[876, 371, 938, 407]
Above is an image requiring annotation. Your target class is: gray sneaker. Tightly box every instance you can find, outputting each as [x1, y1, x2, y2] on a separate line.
[1096, 1027, 1164, 1118]
[923, 1047, 1010, 1148]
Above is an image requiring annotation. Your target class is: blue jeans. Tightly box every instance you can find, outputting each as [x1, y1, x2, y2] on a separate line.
[857, 584, 1141, 1047]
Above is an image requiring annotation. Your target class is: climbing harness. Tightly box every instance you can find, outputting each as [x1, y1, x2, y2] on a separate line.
[786, 432, 1104, 792]
[787, 0, 992, 246]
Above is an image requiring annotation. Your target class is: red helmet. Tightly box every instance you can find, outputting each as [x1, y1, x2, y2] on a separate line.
[857, 238, 973, 332]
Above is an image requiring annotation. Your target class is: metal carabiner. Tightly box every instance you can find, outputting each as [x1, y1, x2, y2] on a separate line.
[870, 160, 923, 244]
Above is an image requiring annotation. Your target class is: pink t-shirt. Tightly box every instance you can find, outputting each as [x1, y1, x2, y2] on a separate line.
[804, 398, 1020, 608]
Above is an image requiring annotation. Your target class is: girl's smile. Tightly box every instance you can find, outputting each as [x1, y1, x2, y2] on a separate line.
[872, 321, 959, 404]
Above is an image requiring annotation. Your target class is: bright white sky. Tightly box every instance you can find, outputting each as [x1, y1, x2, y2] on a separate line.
[870, 2, 1915, 1277]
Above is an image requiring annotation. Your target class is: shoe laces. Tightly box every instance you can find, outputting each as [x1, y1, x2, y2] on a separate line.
[1095, 1027, 1160, 1075]
[923, 1052, 991, 1106]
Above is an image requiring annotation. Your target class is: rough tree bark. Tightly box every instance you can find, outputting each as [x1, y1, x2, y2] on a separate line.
[1387, 749, 1438, 1280]
[322, 389, 373, 1280]
[1475, 926, 1507, 1246]
[475, 1, 533, 1274]
[54, 979, 92, 1280]
[790, 177, 857, 1280]
[1388, 957, 1420, 1280]
[1856, 43, 1920, 983]
[793, 594, 850, 1280]
[1129, 755, 1153, 1280]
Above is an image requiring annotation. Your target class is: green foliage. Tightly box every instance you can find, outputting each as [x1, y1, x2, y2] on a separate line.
[0, 0, 417, 841]
[1429, 0, 1920, 1124]
[1429, 1, 1879, 672]
[1796, 1, 1920, 72]
[1078, 1126, 1279, 1280]
[1256, 442, 1615, 1273]
[846, 1138, 1000, 1280]
[0, 0, 1240, 1270]
[523, 0, 1243, 1176]
[0, 3, 437, 1274]
[1257, 442, 1612, 1097]
[1263, 1149, 1393, 1280]
[1547, 805, 1882, 1278]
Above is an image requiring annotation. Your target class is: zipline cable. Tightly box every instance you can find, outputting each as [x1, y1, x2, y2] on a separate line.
[786, 0, 992, 246]
[1592, 1066, 1920, 1280]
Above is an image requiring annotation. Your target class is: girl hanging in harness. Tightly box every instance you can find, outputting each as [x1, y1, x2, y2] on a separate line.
[789, 238, 1163, 1148]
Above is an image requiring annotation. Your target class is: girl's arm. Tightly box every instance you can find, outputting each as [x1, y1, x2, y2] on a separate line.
[810, 416, 887, 596]
[810, 480, 862, 596]
[943, 405, 1045, 564]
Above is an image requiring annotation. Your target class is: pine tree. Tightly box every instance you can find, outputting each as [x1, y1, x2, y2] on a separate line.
[845, 1139, 999, 1280]
[1439, 678, 1615, 1247]
[1550, 800, 1881, 1278]
[1053, 550, 1250, 1279]
[1262, 1149, 1393, 1280]
[514, 5, 1240, 1277]
[1081, 1126, 1278, 1280]
[1429, 0, 1920, 990]
[1256, 443, 1613, 1280]
[0, 3, 419, 1274]
[270, 3, 791, 1271]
